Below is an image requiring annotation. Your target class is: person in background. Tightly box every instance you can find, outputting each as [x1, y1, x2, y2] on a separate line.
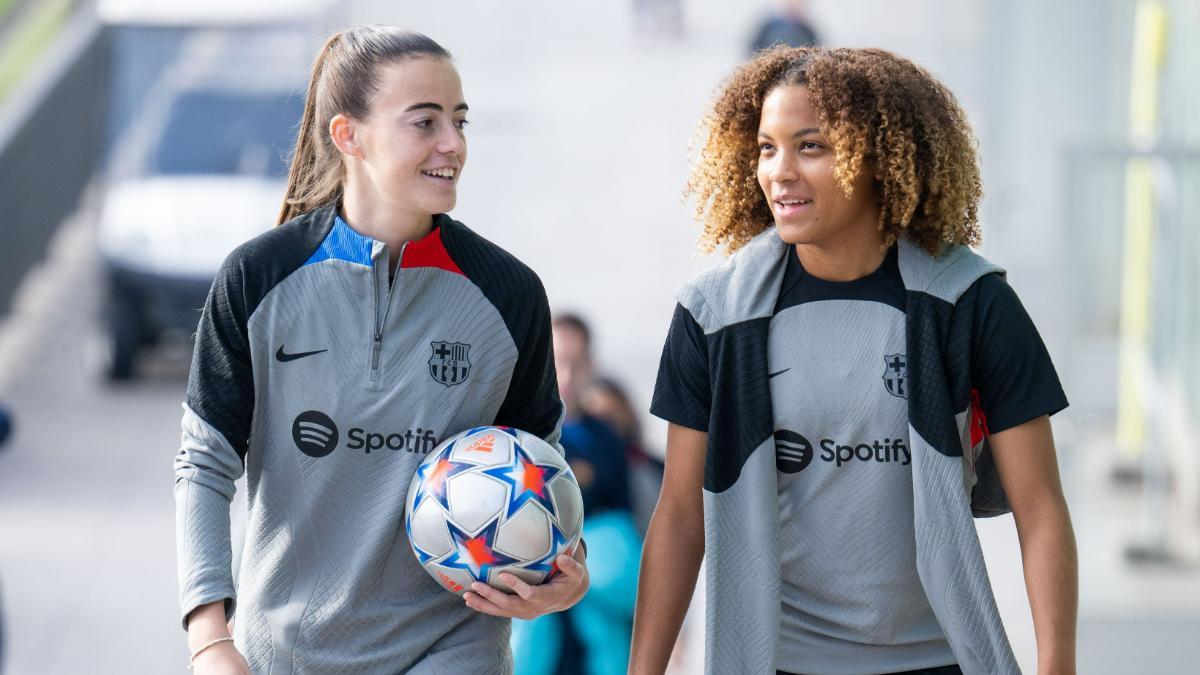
[552, 315, 632, 517]
[0, 405, 10, 447]
[511, 314, 642, 675]
[582, 377, 664, 535]
[749, 0, 820, 54]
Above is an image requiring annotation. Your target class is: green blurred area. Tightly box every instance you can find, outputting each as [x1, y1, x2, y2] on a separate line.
[0, 0, 74, 103]
[0, 0, 21, 23]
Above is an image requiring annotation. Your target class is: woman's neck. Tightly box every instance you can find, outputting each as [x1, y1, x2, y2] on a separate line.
[793, 229, 889, 282]
[340, 180, 434, 262]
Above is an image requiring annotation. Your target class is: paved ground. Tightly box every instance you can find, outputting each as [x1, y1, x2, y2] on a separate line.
[0, 0, 1196, 673]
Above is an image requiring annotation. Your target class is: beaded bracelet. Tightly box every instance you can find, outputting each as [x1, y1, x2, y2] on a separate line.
[187, 636, 235, 670]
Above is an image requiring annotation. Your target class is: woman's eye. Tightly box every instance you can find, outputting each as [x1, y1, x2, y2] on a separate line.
[455, 119, 470, 130]
[759, 143, 774, 153]
[414, 119, 434, 129]
[800, 141, 821, 150]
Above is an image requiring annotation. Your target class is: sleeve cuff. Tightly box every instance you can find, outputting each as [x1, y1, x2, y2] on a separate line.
[649, 402, 708, 432]
[180, 590, 236, 631]
[986, 396, 1069, 436]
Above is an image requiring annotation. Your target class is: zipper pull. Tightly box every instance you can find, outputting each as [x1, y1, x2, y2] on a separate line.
[372, 332, 382, 370]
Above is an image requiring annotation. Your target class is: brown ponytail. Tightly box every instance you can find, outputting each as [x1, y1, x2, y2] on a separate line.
[276, 26, 452, 225]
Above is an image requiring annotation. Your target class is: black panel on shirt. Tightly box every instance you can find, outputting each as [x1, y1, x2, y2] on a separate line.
[965, 273, 1068, 433]
[651, 305, 774, 493]
[906, 291, 962, 456]
[185, 203, 337, 461]
[650, 304, 711, 432]
[908, 271, 1068, 456]
[704, 318, 774, 492]
[438, 216, 563, 440]
[774, 244, 906, 314]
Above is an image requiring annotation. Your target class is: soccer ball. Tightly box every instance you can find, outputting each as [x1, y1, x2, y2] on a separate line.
[405, 426, 584, 596]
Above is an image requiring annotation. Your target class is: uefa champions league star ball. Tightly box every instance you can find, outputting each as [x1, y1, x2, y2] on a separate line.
[405, 426, 584, 595]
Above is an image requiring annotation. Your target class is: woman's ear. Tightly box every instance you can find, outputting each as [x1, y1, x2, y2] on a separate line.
[329, 114, 362, 159]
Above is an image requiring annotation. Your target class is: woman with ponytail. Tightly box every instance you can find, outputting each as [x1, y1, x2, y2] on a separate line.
[174, 26, 587, 674]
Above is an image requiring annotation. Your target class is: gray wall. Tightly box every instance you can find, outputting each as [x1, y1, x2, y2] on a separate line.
[0, 14, 108, 315]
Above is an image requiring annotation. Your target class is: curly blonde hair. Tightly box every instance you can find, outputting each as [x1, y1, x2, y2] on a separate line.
[686, 46, 982, 255]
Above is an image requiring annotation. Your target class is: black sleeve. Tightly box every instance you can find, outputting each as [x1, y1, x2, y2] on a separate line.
[968, 273, 1069, 434]
[649, 304, 711, 431]
[438, 218, 563, 440]
[185, 251, 258, 459]
[492, 276, 563, 440]
[184, 205, 334, 460]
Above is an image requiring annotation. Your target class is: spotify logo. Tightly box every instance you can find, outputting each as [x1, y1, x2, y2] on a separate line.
[292, 411, 339, 458]
[774, 429, 813, 474]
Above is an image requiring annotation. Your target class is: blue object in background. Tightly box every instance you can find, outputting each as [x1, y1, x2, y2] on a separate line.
[511, 511, 643, 675]
[0, 404, 11, 447]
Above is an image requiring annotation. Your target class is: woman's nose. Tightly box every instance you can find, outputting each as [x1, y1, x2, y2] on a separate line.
[438, 123, 466, 154]
[769, 157, 798, 183]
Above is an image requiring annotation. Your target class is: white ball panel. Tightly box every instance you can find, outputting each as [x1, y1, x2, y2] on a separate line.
[408, 498, 452, 558]
[494, 502, 551, 560]
[548, 473, 584, 540]
[515, 429, 568, 469]
[446, 470, 508, 533]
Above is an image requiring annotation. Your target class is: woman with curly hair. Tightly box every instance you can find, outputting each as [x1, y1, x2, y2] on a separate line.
[631, 47, 1076, 675]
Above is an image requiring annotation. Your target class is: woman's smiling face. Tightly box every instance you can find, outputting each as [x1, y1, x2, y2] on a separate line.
[756, 85, 880, 248]
[350, 57, 469, 218]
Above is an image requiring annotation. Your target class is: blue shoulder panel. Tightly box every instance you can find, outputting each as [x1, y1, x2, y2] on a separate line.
[303, 215, 373, 267]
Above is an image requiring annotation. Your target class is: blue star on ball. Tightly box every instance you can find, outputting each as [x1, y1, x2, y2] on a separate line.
[481, 441, 563, 519]
[412, 453, 478, 513]
[440, 516, 520, 584]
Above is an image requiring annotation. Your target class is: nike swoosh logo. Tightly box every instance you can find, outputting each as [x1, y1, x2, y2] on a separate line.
[768, 368, 791, 379]
[276, 346, 328, 362]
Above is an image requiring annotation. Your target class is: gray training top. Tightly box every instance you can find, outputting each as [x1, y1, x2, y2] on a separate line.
[174, 205, 562, 675]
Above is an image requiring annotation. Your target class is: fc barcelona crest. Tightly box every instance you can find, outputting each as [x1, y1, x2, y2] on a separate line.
[430, 341, 472, 387]
[882, 353, 908, 399]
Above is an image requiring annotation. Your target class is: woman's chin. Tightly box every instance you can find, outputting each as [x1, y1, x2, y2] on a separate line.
[418, 195, 457, 216]
[775, 220, 818, 246]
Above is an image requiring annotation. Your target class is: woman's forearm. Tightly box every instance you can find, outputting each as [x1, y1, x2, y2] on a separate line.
[629, 500, 705, 674]
[1016, 494, 1078, 675]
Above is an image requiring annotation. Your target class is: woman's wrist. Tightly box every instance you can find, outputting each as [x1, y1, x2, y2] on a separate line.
[188, 636, 236, 669]
[186, 601, 231, 651]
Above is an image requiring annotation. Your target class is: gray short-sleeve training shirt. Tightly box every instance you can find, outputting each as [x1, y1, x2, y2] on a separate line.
[652, 243, 1067, 675]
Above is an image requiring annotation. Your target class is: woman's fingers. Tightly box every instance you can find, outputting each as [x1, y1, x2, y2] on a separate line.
[463, 553, 590, 619]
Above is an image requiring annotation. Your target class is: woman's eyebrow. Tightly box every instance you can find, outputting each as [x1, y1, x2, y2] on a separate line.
[757, 127, 820, 139]
[403, 102, 470, 112]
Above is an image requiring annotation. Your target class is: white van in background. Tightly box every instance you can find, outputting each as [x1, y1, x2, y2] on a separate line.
[95, 0, 330, 379]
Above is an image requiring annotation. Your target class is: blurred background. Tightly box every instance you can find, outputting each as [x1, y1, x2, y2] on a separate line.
[0, 0, 1197, 672]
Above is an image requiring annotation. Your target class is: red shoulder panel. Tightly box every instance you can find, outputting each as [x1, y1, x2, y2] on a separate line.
[401, 226, 464, 275]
